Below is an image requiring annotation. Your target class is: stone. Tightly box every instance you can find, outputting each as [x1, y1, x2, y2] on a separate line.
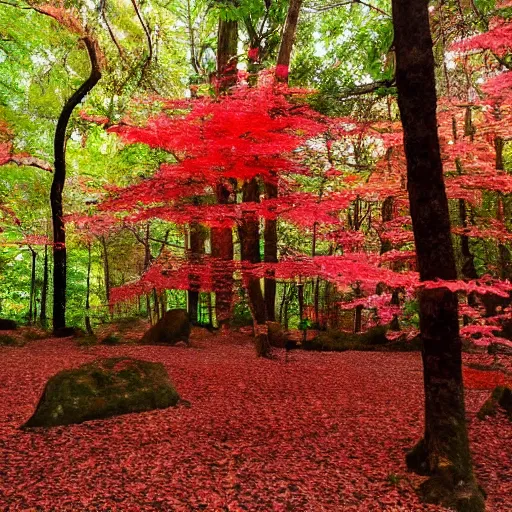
[54, 327, 86, 338]
[22, 357, 180, 428]
[477, 386, 512, 421]
[267, 321, 290, 348]
[0, 318, 17, 330]
[140, 309, 190, 346]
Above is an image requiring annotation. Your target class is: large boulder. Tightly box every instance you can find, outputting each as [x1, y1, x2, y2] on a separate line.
[304, 325, 390, 352]
[140, 309, 190, 346]
[23, 357, 180, 428]
[477, 385, 512, 421]
[0, 318, 17, 330]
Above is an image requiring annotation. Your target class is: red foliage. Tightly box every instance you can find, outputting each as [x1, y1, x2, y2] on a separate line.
[451, 19, 512, 56]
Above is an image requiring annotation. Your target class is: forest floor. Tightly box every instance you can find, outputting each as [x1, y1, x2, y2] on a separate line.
[0, 328, 511, 512]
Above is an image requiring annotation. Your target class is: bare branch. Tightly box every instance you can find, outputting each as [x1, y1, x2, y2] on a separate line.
[8, 155, 53, 172]
[305, 0, 390, 17]
[130, 0, 153, 81]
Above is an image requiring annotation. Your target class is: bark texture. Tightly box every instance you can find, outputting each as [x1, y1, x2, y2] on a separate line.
[211, 183, 235, 328]
[276, 0, 303, 83]
[188, 221, 207, 324]
[392, 1, 485, 510]
[239, 178, 271, 357]
[216, 16, 238, 92]
[264, 180, 278, 321]
[51, 36, 101, 332]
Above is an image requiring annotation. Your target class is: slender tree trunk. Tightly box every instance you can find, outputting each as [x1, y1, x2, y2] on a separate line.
[380, 196, 394, 254]
[28, 247, 37, 325]
[264, 180, 278, 321]
[51, 36, 101, 333]
[495, 137, 512, 279]
[393, 1, 484, 510]
[100, 236, 111, 317]
[297, 282, 304, 325]
[85, 243, 93, 335]
[188, 220, 206, 324]
[39, 244, 48, 328]
[276, 0, 303, 83]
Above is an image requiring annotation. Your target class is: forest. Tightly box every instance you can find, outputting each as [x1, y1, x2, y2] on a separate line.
[0, 0, 511, 511]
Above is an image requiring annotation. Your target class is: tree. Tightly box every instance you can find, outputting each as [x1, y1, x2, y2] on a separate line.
[51, 28, 102, 332]
[392, 1, 485, 510]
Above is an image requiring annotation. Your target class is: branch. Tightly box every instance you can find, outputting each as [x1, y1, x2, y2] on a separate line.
[305, 0, 390, 17]
[130, 0, 153, 82]
[100, 0, 126, 60]
[8, 155, 53, 172]
[335, 78, 395, 99]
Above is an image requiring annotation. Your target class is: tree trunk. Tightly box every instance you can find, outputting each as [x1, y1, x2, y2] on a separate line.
[353, 282, 363, 333]
[210, 9, 239, 326]
[39, 244, 48, 328]
[495, 138, 512, 279]
[297, 282, 304, 325]
[239, 178, 271, 357]
[85, 243, 93, 335]
[380, 196, 394, 254]
[276, 0, 303, 83]
[216, 14, 238, 92]
[211, 183, 235, 329]
[188, 220, 207, 324]
[100, 236, 111, 317]
[28, 247, 37, 325]
[264, 180, 278, 321]
[392, 1, 484, 510]
[51, 36, 101, 333]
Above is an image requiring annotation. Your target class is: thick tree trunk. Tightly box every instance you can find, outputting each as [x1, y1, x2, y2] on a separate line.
[276, 0, 303, 83]
[39, 244, 48, 328]
[216, 15, 238, 92]
[392, 1, 484, 510]
[211, 183, 235, 329]
[51, 36, 101, 333]
[239, 178, 271, 357]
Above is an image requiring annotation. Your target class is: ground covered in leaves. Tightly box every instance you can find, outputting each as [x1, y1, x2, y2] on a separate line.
[0, 328, 511, 511]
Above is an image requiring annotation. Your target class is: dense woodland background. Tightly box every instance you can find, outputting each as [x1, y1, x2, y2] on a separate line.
[0, 0, 510, 342]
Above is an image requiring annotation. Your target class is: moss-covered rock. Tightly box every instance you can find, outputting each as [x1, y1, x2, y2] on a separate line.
[54, 326, 86, 338]
[22, 357, 180, 428]
[477, 386, 512, 421]
[0, 334, 20, 346]
[267, 322, 290, 348]
[22, 328, 50, 341]
[303, 325, 393, 352]
[140, 309, 190, 346]
[101, 333, 124, 345]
